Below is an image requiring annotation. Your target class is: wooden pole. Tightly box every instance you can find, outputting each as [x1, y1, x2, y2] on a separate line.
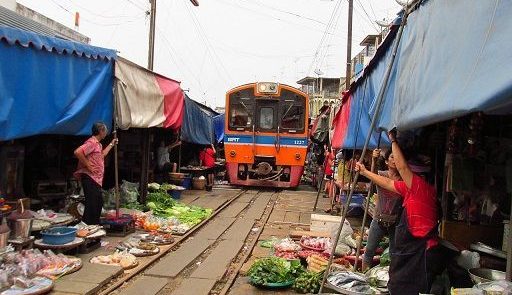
[140, 0, 157, 203]
[345, 0, 354, 90]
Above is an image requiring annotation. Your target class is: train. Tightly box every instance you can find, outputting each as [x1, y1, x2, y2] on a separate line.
[224, 82, 309, 188]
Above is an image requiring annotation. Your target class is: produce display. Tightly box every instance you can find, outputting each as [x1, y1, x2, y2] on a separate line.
[327, 271, 385, 294]
[274, 250, 298, 260]
[75, 224, 103, 238]
[146, 195, 212, 226]
[273, 238, 301, 252]
[365, 266, 389, 289]
[0, 276, 53, 295]
[293, 270, 323, 294]
[117, 240, 159, 257]
[300, 236, 331, 251]
[306, 254, 328, 273]
[298, 250, 329, 260]
[0, 249, 81, 288]
[248, 257, 303, 286]
[139, 232, 174, 245]
[90, 251, 137, 269]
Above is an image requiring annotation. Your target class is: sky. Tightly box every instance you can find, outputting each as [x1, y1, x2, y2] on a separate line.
[18, 0, 401, 109]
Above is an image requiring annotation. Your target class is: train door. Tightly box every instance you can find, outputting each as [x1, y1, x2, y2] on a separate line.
[254, 99, 278, 156]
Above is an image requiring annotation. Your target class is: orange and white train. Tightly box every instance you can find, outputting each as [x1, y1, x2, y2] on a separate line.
[224, 82, 309, 188]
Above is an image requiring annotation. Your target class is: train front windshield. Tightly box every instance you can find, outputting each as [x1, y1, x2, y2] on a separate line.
[228, 88, 305, 133]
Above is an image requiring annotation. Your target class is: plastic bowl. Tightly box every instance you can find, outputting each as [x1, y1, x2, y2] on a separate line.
[41, 226, 77, 245]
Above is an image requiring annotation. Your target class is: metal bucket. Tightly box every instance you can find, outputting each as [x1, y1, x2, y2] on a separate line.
[9, 218, 33, 240]
[0, 231, 10, 250]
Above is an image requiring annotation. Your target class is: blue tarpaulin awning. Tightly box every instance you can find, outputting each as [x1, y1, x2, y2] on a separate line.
[0, 26, 116, 140]
[348, 0, 512, 132]
[213, 114, 225, 143]
[180, 95, 218, 145]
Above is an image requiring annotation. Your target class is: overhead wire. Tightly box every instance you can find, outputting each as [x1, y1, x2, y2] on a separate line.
[354, 0, 380, 32]
[66, 0, 143, 19]
[219, 0, 334, 35]
[182, 0, 232, 84]
[50, 0, 146, 27]
[239, 0, 327, 26]
[307, 0, 344, 76]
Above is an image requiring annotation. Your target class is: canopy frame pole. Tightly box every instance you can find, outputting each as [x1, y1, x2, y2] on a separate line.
[353, 133, 382, 271]
[319, 13, 408, 293]
[112, 83, 121, 218]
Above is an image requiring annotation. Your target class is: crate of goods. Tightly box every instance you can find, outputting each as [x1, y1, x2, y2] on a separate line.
[310, 214, 350, 232]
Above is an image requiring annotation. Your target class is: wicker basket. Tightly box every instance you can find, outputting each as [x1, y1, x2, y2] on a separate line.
[192, 178, 206, 190]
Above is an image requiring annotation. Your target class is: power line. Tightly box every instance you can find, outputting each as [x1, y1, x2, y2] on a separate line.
[354, 0, 379, 32]
[66, 0, 142, 19]
[50, 0, 146, 27]
[307, 0, 344, 76]
[240, 0, 327, 26]
[123, 0, 147, 12]
[368, 0, 378, 20]
[182, 0, 232, 83]
[218, 0, 334, 35]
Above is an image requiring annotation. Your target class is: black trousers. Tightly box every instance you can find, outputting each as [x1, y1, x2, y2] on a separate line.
[81, 174, 103, 225]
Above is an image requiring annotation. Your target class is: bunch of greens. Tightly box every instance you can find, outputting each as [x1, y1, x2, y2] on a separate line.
[146, 191, 177, 216]
[380, 247, 390, 266]
[293, 270, 323, 294]
[123, 201, 147, 211]
[248, 257, 303, 285]
[146, 191, 212, 226]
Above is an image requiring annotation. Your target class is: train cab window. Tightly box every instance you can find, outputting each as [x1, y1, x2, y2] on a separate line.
[280, 104, 304, 131]
[229, 102, 253, 129]
[259, 107, 274, 130]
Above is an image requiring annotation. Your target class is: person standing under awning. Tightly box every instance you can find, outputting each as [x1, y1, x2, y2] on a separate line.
[74, 122, 118, 225]
[355, 130, 439, 295]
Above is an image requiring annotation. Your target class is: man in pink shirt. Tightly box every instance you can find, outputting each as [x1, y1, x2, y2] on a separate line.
[74, 122, 118, 225]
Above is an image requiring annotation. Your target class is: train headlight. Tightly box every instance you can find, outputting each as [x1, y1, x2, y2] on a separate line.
[230, 150, 236, 157]
[257, 82, 278, 95]
[295, 153, 301, 160]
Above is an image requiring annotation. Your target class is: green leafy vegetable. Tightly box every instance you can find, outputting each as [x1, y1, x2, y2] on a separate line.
[293, 270, 323, 294]
[380, 247, 390, 266]
[248, 257, 303, 285]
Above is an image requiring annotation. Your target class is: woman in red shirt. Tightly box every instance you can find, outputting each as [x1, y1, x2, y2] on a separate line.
[199, 144, 216, 190]
[355, 131, 439, 295]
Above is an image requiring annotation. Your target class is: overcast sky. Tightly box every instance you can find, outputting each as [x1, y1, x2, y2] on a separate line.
[18, 0, 401, 108]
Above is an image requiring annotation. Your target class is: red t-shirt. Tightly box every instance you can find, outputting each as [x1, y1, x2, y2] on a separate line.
[324, 153, 334, 176]
[394, 174, 438, 248]
[200, 148, 215, 168]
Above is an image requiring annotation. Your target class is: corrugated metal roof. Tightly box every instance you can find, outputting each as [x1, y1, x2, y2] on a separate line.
[0, 5, 69, 40]
[0, 25, 116, 60]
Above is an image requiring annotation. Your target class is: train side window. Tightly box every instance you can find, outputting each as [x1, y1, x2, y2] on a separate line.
[259, 107, 274, 130]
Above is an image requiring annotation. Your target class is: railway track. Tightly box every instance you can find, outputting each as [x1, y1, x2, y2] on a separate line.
[101, 188, 280, 295]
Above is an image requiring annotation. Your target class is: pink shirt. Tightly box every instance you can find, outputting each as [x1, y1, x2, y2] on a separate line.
[74, 137, 104, 186]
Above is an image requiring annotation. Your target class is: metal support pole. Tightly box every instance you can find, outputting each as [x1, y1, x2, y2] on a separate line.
[353, 134, 382, 271]
[319, 14, 407, 293]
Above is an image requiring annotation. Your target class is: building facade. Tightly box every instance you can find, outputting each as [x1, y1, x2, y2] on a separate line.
[0, 0, 89, 43]
[296, 76, 345, 119]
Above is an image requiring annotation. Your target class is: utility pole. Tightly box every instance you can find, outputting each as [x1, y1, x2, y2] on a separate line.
[140, 0, 157, 204]
[345, 0, 354, 90]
